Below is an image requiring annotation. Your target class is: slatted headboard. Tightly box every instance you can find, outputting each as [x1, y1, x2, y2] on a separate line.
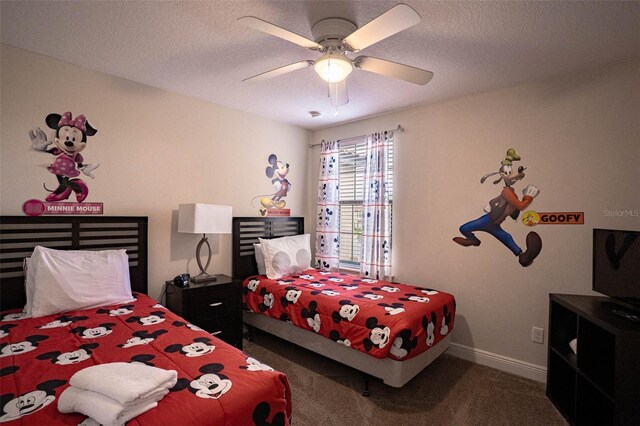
[0, 216, 148, 311]
[232, 217, 304, 281]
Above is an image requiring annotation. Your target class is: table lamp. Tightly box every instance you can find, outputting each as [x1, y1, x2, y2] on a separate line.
[178, 203, 232, 283]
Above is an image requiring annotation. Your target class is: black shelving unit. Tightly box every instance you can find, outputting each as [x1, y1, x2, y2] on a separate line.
[547, 294, 640, 425]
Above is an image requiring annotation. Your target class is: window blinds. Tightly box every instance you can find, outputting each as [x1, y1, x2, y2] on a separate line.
[338, 139, 394, 267]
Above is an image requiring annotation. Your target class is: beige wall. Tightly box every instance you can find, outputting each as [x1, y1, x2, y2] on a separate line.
[308, 59, 640, 369]
[0, 45, 310, 299]
[2, 43, 638, 373]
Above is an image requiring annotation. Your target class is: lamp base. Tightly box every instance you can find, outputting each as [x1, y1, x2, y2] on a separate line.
[190, 273, 217, 284]
[192, 234, 217, 284]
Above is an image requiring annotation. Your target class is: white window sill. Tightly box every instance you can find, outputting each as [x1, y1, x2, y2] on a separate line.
[339, 265, 361, 275]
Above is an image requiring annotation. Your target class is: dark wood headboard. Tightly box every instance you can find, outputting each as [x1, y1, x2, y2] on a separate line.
[0, 216, 148, 311]
[232, 217, 304, 281]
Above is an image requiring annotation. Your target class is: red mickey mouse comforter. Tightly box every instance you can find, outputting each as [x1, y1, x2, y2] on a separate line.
[0, 293, 291, 425]
[242, 269, 456, 361]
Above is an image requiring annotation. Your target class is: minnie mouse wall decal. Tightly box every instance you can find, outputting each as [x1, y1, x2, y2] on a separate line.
[28, 112, 99, 202]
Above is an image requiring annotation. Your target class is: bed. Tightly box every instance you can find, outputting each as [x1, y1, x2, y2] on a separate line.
[0, 216, 291, 425]
[233, 216, 455, 390]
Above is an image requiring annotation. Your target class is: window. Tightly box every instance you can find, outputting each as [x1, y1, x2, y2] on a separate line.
[338, 138, 394, 269]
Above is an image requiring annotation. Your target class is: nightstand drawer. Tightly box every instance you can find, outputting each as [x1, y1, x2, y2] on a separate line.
[192, 316, 241, 344]
[188, 287, 239, 318]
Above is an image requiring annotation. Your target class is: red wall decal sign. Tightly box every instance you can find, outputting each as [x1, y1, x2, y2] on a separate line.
[522, 211, 584, 226]
[22, 199, 103, 217]
[264, 208, 290, 217]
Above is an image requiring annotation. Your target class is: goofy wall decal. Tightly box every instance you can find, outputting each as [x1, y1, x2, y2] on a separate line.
[28, 112, 99, 202]
[453, 148, 542, 267]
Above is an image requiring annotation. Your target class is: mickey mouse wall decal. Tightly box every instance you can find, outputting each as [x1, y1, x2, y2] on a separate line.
[251, 153, 292, 217]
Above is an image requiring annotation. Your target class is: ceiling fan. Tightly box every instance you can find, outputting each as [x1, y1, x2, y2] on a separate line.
[239, 3, 433, 107]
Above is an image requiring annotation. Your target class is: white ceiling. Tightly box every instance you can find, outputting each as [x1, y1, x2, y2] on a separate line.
[2, 1, 639, 130]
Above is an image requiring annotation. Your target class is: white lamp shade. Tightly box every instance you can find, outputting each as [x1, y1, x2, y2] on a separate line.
[178, 204, 232, 234]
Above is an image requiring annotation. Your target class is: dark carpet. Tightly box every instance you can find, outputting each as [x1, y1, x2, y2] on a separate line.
[243, 329, 567, 426]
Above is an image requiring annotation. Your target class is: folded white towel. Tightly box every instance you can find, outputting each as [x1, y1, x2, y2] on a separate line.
[58, 386, 160, 426]
[69, 362, 177, 406]
[78, 417, 101, 426]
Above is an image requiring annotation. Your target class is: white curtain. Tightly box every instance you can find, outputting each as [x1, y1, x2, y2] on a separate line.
[360, 132, 393, 280]
[315, 140, 340, 271]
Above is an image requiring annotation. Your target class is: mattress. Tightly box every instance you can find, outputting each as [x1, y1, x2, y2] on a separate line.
[242, 269, 456, 361]
[0, 293, 291, 425]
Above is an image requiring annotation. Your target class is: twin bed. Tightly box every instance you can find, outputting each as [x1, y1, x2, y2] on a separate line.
[0, 216, 290, 425]
[233, 217, 455, 389]
[0, 215, 455, 424]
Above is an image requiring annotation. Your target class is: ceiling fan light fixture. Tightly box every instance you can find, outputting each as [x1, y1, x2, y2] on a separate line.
[314, 51, 353, 83]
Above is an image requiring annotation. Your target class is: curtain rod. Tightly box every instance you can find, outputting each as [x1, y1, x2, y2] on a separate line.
[308, 125, 404, 148]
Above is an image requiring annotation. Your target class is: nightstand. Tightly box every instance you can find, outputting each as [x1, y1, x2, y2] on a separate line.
[165, 274, 242, 349]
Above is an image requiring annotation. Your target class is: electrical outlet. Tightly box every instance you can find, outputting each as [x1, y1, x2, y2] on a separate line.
[531, 327, 544, 344]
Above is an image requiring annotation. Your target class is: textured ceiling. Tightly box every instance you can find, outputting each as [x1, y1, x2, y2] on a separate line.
[2, 1, 639, 130]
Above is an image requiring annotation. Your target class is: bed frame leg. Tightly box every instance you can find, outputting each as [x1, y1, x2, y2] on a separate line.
[246, 324, 255, 342]
[362, 374, 372, 397]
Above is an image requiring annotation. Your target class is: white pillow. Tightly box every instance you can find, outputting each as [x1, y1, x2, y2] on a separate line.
[23, 257, 36, 314]
[254, 243, 266, 276]
[26, 246, 134, 318]
[258, 234, 312, 280]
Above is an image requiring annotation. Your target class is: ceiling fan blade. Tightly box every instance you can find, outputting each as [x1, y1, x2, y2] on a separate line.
[343, 4, 421, 51]
[355, 56, 433, 85]
[238, 16, 322, 50]
[243, 60, 314, 82]
[329, 80, 349, 106]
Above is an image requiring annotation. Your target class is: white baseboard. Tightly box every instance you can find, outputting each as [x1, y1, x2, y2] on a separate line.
[447, 342, 547, 383]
